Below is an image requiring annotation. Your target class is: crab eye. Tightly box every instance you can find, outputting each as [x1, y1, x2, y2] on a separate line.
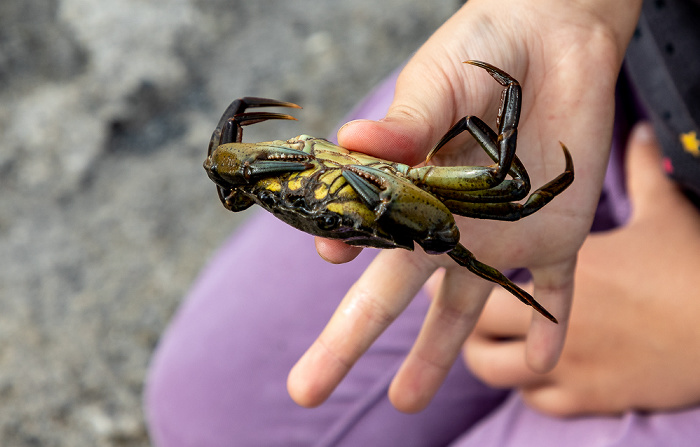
[316, 213, 340, 231]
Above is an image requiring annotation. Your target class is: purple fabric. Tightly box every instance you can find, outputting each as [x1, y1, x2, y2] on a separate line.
[144, 68, 700, 446]
[145, 212, 508, 446]
[452, 393, 700, 447]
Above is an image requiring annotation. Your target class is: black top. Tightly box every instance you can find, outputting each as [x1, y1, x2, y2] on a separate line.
[625, 0, 700, 200]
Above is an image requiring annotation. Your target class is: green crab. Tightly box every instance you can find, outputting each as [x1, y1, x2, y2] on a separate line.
[203, 61, 574, 323]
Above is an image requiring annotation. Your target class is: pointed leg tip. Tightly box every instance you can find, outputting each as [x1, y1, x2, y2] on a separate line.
[463, 60, 492, 70]
[526, 296, 558, 324]
[463, 60, 516, 85]
[540, 310, 559, 324]
[558, 141, 574, 173]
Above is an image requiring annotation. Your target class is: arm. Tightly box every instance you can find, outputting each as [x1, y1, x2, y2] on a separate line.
[290, 0, 643, 412]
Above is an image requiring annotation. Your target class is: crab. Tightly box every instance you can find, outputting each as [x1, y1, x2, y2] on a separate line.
[203, 61, 574, 323]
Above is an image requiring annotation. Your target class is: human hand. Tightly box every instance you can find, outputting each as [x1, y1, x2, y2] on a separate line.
[466, 123, 700, 416]
[289, 0, 643, 412]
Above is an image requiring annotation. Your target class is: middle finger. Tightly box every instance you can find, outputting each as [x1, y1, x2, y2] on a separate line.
[287, 248, 436, 407]
[389, 265, 494, 412]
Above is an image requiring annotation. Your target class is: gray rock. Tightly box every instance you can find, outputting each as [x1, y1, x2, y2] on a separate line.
[0, 0, 458, 445]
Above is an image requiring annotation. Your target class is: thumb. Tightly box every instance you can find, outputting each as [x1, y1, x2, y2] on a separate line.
[625, 122, 675, 215]
[337, 63, 457, 166]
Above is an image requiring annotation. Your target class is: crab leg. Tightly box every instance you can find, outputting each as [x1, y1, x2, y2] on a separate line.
[441, 144, 573, 220]
[407, 122, 532, 204]
[424, 60, 522, 184]
[425, 117, 518, 189]
[409, 59, 574, 220]
[343, 164, 558, 321]
[341, 166, 386, 214]
[447, 243, 557, 323]
[406, 60, 530, 202]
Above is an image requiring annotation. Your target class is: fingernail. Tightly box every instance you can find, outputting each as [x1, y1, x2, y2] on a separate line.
[631, 122, 655, 145]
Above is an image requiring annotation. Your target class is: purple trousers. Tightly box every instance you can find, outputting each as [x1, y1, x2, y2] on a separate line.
[144, 70, 700, 446]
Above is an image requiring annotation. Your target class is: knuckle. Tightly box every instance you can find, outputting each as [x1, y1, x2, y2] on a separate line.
[349, 282, 400, 327]
[523, 388, 586, 417]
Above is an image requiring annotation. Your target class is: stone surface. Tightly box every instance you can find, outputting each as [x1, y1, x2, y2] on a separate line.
[0, 0, 458, 445]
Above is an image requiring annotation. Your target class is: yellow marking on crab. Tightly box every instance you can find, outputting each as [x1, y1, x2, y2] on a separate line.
[286, 167, 316, 191]
[260, 178, 282, 192]
[287, 178, 302, 191]
[335, 183, 358, 199]
[326, 203, 345, 215]
[680, 131, 700, 157]
[287, 175, 304, 191]
[327, 201, 376, 223]
[321, 170, 345, 195]
[314, 184, 329, 200]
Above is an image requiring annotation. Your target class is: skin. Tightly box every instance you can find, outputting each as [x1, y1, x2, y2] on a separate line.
[288, 0, 644, 413]
[466, 123, 700, 416]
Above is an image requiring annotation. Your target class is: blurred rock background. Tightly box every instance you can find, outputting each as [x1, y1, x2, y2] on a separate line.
[0, 0, 459, 445]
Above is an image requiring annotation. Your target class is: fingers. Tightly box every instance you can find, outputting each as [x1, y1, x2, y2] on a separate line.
[524, 259, 575, 372]
[465, 259, 575, 388]
[314, 237, 363, 264]
[337, 118, 433, 166]
[389, 267, 493, 412]
[466, 282, 549, 389]
[287, 249, 436, 407]
[337, 54, 462, 165]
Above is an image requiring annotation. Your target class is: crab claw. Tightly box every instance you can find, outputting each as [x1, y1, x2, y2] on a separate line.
[236, 97, 302, 110]
[230, 111, 298, 126]
[206, 144, 313, 188]
[219, 112, 298, 146]
[211, 97, 302, 149]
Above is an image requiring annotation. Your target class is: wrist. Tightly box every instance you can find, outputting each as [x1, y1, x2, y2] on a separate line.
[569, 0, 643, 58]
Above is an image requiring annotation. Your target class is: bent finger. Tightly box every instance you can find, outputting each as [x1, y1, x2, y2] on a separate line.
[465, 334, 548, 389]
[472, 281, 532, 340]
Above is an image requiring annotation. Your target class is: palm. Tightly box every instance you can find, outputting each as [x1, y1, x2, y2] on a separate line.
[338, 6, 617, 298]
[293, 0, 637, 413]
